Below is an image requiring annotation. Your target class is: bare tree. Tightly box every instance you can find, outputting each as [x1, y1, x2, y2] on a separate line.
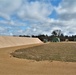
[52, 30, 62, 36]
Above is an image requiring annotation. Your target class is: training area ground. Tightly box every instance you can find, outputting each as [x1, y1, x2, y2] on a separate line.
[0, 36, 76, 75]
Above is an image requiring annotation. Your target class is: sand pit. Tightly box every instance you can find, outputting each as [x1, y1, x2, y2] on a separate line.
[0, 44, 76, 75]
[0, 36, 43, 48]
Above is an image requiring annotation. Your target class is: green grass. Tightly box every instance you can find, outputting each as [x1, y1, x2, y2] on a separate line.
[11, 42, 76, 62]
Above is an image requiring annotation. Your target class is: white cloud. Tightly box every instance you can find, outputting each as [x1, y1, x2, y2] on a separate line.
[0, 0, 22, 20]
[0, 0, 76, 36]
[56, 0, 76, 20]
[56, 0, 76, 14]
[0, 13, 10, 20]
[18, 1, 53, 22]
[52, 0, 76, 35]
[0, 26, 10, 35]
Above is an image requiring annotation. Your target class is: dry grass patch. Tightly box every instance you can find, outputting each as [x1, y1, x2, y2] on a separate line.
[11, 42, 76, 62]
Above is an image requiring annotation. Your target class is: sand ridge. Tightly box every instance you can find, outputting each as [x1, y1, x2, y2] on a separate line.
[0, 36, 43, 48]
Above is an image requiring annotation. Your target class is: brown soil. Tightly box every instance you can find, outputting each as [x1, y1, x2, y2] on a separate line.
[0, 43, 76, 75]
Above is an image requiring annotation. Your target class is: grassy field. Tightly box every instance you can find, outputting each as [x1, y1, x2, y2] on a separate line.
[11, 42, 76, 62]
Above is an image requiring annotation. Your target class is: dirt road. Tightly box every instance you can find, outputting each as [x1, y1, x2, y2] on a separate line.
[0, 44, 76, 75]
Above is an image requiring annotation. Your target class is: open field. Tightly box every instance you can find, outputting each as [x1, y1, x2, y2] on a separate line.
[0, 42, 76, 75]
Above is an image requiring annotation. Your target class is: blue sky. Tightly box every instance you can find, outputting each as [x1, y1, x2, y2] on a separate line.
[0, 0, 76, 36]
[51, 0, 61, 6]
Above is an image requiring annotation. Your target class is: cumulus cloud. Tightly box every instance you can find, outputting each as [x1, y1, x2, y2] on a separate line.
[53, 0, 76, 35]
[56, 0, 76, 20]
[0, 0, 22, 20]
[0, 0, 54, 35]
[18, 1, 53, 22]
[0, 26, 10, 35]
[0, 0, 76, 36]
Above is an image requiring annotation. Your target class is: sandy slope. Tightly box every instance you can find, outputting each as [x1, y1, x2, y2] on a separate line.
[0, 36, 42, 48]
[0, 44, 76, 75]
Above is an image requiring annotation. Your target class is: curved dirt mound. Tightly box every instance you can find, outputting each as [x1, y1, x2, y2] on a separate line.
[11, 43, 76, 62]
[0, 36, 43, 48]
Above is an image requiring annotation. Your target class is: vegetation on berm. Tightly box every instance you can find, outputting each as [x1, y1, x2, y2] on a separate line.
[11, 43, 76, 62]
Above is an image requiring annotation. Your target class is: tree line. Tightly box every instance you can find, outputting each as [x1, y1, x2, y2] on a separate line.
[13, 30, 76, 42]
[13, 34, 76, 42]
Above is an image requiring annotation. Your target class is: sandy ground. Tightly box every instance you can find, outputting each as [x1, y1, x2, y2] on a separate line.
[0, 44, 76, 75]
